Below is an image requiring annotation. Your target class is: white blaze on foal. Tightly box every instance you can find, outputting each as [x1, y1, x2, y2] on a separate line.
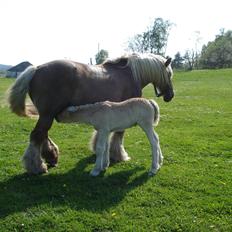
[57, 98, 163, 176]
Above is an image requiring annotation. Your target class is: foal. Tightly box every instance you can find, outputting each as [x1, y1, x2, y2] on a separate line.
[57, 98, 163, 176]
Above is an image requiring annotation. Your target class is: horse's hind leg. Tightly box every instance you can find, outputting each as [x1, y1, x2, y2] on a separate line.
[109, 131, 131, 162]
[23, 116, 54, 174]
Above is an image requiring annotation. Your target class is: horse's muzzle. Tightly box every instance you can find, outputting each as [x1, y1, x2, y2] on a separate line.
[163, 90, 174, 102]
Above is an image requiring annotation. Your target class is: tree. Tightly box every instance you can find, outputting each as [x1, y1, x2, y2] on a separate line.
[184, 50, 196, 71]
[198, 30, 232, 69]
[95, 49, 109, 64]
[172, 52, 184, 69]
[128, 18, 172, 55]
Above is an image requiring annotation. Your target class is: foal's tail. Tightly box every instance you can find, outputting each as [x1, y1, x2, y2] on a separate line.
[8, 65, 37, 116]
[148, 99, 160, 126]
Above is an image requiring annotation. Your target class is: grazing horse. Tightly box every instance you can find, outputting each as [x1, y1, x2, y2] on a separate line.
[8, 53, 174, 174]
[57, 98, 162, 177]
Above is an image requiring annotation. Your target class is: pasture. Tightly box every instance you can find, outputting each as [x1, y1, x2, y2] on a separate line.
[0, 69, 232, 231]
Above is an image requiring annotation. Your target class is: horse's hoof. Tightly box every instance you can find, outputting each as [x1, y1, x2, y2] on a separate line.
[39, 169, 48, 174]
[47, 162, 58, 168]
[111, 155, 131, 162]
[27, 168, 48, 175]
[36, 166, 48, 175]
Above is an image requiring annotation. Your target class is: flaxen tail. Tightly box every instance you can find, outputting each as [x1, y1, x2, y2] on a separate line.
[8, 65, 37, 116]
[148, 99, 160, 126]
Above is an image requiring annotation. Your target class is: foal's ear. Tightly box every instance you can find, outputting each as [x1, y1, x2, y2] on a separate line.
[165, 57, 172, 67]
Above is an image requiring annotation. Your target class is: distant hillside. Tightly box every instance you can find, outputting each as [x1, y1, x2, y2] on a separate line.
[0, 64, 12, 71]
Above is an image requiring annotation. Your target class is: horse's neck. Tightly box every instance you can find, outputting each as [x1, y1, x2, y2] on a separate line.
[140, 78, 153, 89]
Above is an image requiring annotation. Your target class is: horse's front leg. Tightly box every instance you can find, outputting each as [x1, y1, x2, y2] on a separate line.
[41, 137, 59, 167]
[23, 116, 54, 174]
[109, 131, 131, 162]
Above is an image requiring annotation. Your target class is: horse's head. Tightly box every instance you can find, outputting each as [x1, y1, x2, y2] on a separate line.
[104, 53, 174, 102]
[153, 57, 174, 102]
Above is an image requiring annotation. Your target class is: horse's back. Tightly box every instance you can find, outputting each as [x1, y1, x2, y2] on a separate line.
[28, 59, 142, 116]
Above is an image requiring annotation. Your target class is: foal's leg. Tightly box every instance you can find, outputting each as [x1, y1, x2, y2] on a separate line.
[158, 141, 164, 166]
[141, 125, 161, 176]
[91, 131, 130, 162]
[102, 139, 110, 169]
[90, 131, 109, 168]
[109, 131, 131, 162]
[90, 130, 109, 176]
[23, 116, 54, 174]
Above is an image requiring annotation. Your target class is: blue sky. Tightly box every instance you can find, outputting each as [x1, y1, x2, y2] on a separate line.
[0, 0, 231, 65]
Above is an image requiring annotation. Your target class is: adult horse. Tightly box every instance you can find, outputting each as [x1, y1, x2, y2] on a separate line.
[8, 53, 174, 174]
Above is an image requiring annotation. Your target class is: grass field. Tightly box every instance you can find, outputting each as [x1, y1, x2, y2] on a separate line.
[0, 69, 232, 231]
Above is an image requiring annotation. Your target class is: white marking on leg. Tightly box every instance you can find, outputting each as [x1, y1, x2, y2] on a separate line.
[23, 142, 47, 174]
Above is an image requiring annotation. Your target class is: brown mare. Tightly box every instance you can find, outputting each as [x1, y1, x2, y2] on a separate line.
[8, 53, 174, 174]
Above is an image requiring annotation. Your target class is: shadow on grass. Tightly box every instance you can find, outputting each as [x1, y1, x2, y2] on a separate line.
[0, 155, 149, 218]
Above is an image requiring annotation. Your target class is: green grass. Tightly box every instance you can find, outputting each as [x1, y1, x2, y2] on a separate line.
[0, 69, 232, 231]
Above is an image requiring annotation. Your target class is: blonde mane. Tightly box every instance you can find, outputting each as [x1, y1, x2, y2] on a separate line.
[104, 53, 173, 89]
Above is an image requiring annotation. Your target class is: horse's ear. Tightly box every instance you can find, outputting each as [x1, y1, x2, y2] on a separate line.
[165, 57, 172, 67]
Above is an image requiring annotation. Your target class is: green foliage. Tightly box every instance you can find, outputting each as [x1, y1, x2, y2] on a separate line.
[95, 49, 109, 65]
[128, 18, 172, 55]
[199, 30, 232, 69]
[0, 69, 232, 231]
[172, 52, 184, 69]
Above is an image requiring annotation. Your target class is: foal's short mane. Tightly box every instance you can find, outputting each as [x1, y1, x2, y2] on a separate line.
[104, 53, 172, 88]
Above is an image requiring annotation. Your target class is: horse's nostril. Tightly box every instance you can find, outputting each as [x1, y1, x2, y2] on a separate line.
[163, 92, 174, 102]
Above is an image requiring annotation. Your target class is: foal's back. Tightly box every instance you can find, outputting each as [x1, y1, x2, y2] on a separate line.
[102, 98, 156, 131]
[57, 98, 157, 132]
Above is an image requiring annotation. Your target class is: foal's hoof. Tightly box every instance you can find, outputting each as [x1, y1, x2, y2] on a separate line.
[90, 169, 101, 177]
[148, 171, 156, 177]
[159, 157, 164, 166]
[148, 167, 160, 177]
[123, 156, 131, 161]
